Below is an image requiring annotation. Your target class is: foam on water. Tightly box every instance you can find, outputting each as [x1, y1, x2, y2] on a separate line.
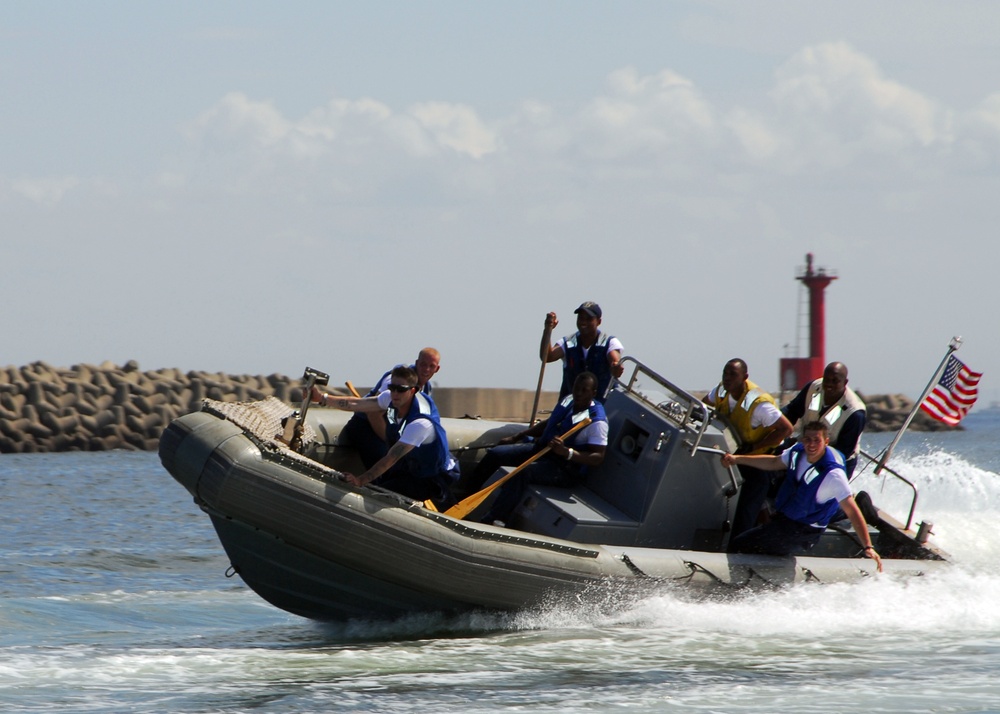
[851, 447, 1000, 566]
[2, 432, 999, 712]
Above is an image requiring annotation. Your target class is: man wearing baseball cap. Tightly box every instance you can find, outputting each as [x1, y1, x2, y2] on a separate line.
[540, 301, 624, 401]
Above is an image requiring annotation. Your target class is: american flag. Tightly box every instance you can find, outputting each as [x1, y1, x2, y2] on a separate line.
[920, 355, 983, 426]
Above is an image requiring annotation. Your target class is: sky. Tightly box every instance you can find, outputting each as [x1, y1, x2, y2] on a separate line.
[3, 1, 999, 404]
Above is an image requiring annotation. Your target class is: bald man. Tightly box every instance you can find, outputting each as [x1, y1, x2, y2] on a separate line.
[782, 361, 867, 478]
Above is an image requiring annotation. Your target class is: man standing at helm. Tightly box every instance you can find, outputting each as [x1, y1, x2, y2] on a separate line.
[782, 361, 867, 478]
[541, 301, 624, 402]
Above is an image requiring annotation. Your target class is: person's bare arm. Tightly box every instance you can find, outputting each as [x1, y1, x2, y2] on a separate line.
[548, 436, 606, 468]
[309, 385, 382, 413]
[745, 413, 794, 453]
[721, 452, 785, 470]
[540, 312, 563, 363]
[841, 495, 883, 572]
[347, 441, 415, 486]
[607, 349, 624, 378]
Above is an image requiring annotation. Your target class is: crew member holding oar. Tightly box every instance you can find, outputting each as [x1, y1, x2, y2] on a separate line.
[478, 372, 608, 527]
[542, 302, 624, 402]
[310, 365, 459, 510]
[339, 348, 441, 469]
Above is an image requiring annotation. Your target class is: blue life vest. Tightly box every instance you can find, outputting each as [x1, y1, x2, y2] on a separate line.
[539, 396, 607, 477]
[386, 392, 454, 481]
[559, 332, 614, 401]
[349, 364, 434, 432]
[775, 444, 846, 528]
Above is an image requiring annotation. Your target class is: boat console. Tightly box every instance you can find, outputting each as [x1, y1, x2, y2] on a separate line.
[510, 358, 741, 551]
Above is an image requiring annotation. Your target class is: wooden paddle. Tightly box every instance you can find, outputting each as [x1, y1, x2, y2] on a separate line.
[442, 418, 591, 520]
[528, 358, 547, 427]
[530, 315, 557, 426]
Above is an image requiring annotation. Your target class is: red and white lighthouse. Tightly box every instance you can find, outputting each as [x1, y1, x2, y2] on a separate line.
[779, 253, 837, 392]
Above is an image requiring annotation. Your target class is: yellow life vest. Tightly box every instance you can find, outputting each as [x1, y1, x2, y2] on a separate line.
[712, 378, 778, 454]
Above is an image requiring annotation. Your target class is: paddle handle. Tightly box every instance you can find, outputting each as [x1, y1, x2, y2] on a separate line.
[445, 418, 592, 520]
[530, 314, 557, 425]
[528, 359, 546, 426]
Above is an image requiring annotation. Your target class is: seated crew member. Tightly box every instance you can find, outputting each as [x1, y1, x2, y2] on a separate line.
[703, 358, 793, 538]
[541, 302, 624, 402]
[310, 365, 459, 509]
[478, 371, 608, 527]
[338, 348, 441, 469]
[720, 421, 883, 571]
[782, 361, 867, 478]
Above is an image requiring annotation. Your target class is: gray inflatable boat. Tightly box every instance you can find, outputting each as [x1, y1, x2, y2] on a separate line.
[158, 357, 948, 621]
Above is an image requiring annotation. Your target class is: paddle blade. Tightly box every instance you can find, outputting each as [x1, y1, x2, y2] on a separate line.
[445, 487, 493, 520]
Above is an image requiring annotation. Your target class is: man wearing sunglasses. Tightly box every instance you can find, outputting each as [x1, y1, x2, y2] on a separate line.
[311, 365, 459, 509]
[339, 348, 442, 470]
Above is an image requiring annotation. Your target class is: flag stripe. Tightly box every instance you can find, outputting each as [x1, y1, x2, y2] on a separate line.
[919, 355, 982, 426]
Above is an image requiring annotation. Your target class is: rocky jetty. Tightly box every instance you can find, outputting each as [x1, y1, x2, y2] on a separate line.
[0, 361, 956, 454]
[855, 391, 952, 432]
[0, 361, 307, 454]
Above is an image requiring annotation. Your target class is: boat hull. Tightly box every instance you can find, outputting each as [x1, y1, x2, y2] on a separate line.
[160, 404, 947, 621]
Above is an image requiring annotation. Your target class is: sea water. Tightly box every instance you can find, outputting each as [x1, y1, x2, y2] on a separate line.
[2, 411, 1000, 713]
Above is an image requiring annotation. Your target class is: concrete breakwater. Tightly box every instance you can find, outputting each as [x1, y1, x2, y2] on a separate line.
[0, 361, 951, 454]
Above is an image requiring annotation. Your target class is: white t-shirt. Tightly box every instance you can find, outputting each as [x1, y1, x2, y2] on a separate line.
[376, 391, 458, 471]
[575, 418, 610, 447]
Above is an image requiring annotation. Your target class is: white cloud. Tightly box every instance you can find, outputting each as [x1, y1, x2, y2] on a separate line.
[7, 176, 80, 206]
[186, 91, 498, 165]
[174, 44, 991, 197]
[725, 107, 780, 160]
[958, 93, 1000, 167]
[408, 102, 499, 159]
[575, 67, 717, 159]
[188, 92, 291, 150]
[764, 42, 952, 168]
[972, 93, 1000, 132]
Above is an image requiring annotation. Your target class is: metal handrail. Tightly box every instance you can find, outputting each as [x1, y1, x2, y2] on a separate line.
[858, 448, 919, 530]
[617, 356, 714, 454]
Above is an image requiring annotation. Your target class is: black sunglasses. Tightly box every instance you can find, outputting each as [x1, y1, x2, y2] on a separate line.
[387, 383, 416, 393]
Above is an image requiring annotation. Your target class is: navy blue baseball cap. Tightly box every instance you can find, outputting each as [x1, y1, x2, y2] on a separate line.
[574, 301, 602, 318]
